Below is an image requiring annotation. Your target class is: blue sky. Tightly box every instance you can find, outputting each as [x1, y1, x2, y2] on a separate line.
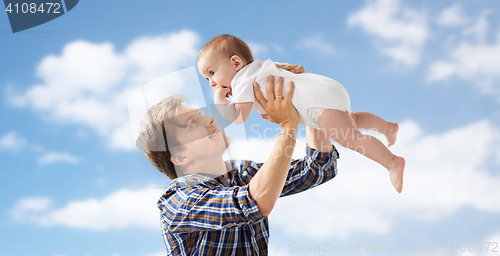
[1, 0, 500, 255]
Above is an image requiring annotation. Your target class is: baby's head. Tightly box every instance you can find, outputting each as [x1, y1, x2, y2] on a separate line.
[197, 34, 254, 92]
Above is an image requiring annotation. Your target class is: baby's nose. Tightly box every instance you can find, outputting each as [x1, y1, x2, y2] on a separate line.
[210, 81, 217, 87]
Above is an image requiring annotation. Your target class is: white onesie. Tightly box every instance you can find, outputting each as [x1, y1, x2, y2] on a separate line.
[231, 59, 351, 128]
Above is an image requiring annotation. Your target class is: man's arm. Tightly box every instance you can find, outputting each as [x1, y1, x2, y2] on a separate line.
[279, 127, 338, 197]
[247, 122, 297, 216]
[280, 144, 339, 197]
[229, 140, 339, 199]
[247, 75, 300, 216]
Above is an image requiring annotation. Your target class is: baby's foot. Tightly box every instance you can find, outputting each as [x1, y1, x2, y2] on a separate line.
[388, 156, 405, 193]
[385, 122, 399, 147]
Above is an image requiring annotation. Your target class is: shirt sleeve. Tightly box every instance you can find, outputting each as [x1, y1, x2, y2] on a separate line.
[279, 144, 339, 197]
[226, 159, 263, 186]
[158, 184, 264, 234]
[231, 77, 256, 104]
[227, 144, 339, 196]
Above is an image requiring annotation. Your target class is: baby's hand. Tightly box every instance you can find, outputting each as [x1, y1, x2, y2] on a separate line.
[275, 63, 305, 74]
[214, 85, 231, 101]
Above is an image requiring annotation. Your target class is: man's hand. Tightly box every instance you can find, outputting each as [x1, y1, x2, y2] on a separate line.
[275, 63, 305, 74]
[253, 76, 299, 128]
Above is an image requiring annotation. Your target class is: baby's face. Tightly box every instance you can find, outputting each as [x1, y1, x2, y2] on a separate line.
[198, 49, 239, 96]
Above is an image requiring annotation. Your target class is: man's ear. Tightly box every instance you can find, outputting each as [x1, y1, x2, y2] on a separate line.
[171, 152, 191, 166]
[230, 55, 244, 71]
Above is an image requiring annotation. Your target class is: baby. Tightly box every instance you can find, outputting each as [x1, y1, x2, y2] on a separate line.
[197, 34, 405, 193]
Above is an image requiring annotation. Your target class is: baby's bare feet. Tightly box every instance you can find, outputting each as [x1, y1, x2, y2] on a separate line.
[386, 122, 399, 147]
[388, 156, 405, 193]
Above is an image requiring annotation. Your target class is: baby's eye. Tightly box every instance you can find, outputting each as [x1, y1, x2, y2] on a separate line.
[210, 71, 215, 75]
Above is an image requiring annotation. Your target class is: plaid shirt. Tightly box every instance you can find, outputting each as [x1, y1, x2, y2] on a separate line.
[158, 144, 339, 255]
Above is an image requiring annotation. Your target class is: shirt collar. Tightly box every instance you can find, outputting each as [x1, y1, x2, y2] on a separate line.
[172, 161, 237, 187]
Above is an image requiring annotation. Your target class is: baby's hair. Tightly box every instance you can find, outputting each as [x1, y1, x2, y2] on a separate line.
[198, 34, 254, 65]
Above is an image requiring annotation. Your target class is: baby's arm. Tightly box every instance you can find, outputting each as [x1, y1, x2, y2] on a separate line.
[214, 86, 253, 125]
[233, 102, 252, 124]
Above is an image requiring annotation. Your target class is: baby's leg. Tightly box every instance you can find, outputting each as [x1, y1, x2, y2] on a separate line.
[350, 111, 399, 147]
[317, 109, 405, 193]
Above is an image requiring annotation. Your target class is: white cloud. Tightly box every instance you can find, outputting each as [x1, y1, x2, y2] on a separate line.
[10, 197, 53, 220]
[38, 151, 80, 165]
[139, 252, 167, 256]
[428, 13, 500, 97]
[247, 41, 269, 60]
[297, 34, 335, 55]
[246, 41, 286, 60]
[231, 120, 500, 239]
[51, 254, 120, 256]
[347, 0, 428, 66]
[9, 188, 163, 230]
[50, 253, 163, 256]
[0, 131, 27, 152]
[228, 137, 308, 163]
[463, 11, 490, 43]
[7, 30, 201, 150]
[268, 245, 293, 256]
[437, 4, 469, 27]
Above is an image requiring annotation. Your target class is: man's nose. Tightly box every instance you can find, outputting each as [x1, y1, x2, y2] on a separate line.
[203, 115, 213, 126]
[206, 115, 215, 132]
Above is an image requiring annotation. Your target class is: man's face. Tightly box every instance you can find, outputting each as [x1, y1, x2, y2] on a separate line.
[197, 48, 238, 97]
[171, 104, 231, 160]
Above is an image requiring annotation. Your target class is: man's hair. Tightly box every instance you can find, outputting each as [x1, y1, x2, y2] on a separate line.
[137, 95, 186, 180]
[198, 34, 254, 65]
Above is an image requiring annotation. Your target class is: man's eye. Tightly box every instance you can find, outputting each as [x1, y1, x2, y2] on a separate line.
[190, 120, 196, 127]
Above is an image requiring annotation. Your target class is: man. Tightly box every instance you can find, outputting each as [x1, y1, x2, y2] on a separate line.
[137, 76, 339, 255]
